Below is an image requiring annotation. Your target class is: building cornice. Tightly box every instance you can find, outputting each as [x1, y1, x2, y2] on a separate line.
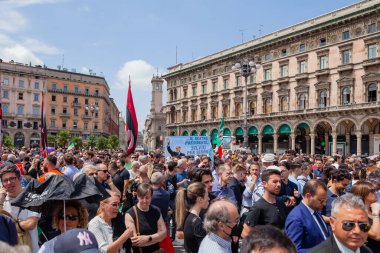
[163, 0, 380, 79]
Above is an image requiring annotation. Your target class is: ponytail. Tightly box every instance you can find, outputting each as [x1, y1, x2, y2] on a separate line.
[175, 188, 187, 229]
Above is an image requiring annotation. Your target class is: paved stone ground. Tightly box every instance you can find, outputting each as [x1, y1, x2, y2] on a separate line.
[172, 239, 186, 253]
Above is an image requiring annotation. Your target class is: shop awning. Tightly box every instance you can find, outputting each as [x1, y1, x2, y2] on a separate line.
[263, 125, 274, 135]
[248, 126, 258, 135]
[278, 124, 291, 134]
[235, 127, 244, 136]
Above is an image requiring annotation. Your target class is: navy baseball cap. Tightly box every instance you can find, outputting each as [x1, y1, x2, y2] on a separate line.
[54, 228, 101, 253]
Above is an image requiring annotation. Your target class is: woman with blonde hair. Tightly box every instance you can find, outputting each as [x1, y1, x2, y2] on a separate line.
[350, 180, 380, 252]
[88, 193, 133, 253]
[176, 182, 209, 253]
[38, 200, 89, 253]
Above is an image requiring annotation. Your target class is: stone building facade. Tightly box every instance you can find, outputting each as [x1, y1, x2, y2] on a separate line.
[0, 61, 120, 148]
[143, 75, 166, 150]
[163, 0, 380, 156]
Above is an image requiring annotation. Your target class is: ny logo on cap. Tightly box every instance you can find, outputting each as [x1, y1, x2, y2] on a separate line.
[77, 231, 93, 246]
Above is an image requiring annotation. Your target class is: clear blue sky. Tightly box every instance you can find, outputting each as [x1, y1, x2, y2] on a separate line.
[0, 0, 359, 129]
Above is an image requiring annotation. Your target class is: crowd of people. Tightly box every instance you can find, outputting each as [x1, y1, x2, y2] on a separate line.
[0, 147, 379, 253]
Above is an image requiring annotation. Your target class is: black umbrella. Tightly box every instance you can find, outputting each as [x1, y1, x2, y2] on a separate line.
[11, 174, 104, 231]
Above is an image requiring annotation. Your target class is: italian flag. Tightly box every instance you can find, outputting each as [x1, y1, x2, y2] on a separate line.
[217, 115, 224, 158]
[67, 141, 75, 151]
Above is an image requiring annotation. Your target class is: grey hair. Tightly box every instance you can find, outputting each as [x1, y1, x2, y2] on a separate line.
[7, 154, 16, 162]
[177, 158, 187, 167]
[138, 155, 148, 163]
[203, 200, 230, 233]
[82, 164, 96, 173]
[331, 193, 367, 217]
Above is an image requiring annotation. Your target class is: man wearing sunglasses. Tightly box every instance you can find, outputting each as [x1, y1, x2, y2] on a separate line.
[0, 165, 41, 253]
[309, 193, 373, 253]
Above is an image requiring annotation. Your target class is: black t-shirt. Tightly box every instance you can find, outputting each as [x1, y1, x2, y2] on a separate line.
[127, 205, 161, 253]
[165, 174, 177, 201]
[244, 197, 286, 229]
[112, 168, 130, 193]
[184, 212, 206, 253]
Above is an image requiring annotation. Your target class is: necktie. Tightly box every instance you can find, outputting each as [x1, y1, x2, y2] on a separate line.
[314, 211, 329, 239]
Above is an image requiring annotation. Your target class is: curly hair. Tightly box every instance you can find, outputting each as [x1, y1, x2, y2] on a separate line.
[51, 200, 88, 231]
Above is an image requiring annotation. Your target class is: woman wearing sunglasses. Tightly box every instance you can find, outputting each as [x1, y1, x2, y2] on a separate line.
[175, 182, 209, 253]
[350, 180, 380, 252]
[38, 200, 89, 253]
[88, 193, 133, 253]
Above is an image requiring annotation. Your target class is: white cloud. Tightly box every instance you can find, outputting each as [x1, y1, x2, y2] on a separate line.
[0, 1, 63, 63]
[0, 8, 27, 33]
[0, 44, 43, 65]
[22, 38, 61, 54]
[115, 60, 156, 91]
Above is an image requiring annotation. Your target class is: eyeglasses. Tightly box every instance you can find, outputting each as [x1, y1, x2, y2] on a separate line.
[2, 176, 18, 184]
[332, 217, 371, 232]
[59, 213, 79, 221]
[108, 202, 121, 208]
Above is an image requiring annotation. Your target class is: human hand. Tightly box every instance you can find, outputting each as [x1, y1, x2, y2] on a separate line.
[131, 235, 149, 246]
[371, 202, 380, 215]
[0, 187, 6, 203]
[121, 227, 133, 240]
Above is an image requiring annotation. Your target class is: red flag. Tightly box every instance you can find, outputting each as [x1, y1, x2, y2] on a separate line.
[40, 91, 48, 157]
[125, 78, 138, 154]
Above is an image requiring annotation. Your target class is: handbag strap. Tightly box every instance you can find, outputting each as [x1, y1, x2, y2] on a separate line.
[133, 206, 143, 253]
[133, 206, 140, 235]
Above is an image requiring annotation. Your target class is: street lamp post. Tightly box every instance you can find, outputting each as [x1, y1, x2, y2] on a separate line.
[232, 60, 261, 148]
[85, 104, 99, 136]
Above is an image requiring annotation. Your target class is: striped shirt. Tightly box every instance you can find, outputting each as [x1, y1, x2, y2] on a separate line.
[198, 232, 231, 253]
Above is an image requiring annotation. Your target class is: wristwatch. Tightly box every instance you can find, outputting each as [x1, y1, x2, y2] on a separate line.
[148, 236, 152, 242]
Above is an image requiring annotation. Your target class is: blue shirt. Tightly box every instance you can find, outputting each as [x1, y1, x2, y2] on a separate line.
[288, 175, 301, 192]
[242, 177, 264, 208]
[198, 232, 231, 253]
[211, 183, 237, 205]
[323, 189, 344, 217]
[176, 170, 188, 188]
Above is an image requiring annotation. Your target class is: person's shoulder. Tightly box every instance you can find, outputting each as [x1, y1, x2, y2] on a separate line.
[360, 245, 373, 253]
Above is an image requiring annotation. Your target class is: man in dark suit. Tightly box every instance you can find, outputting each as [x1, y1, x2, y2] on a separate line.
[166, 139, 185, 157]
[285, 179, 329, 253]
[309, 193, 373, 253]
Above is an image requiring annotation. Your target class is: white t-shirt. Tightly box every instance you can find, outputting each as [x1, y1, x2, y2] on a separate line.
[4, 195, 41, 253]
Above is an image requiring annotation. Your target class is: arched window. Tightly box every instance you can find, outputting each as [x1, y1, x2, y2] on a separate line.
[320, 90, 327, 108]
[280, 97, 288, 112]
[342, 87, 351, 105]
[223, 104, 230, 117]
[264, 99, 271, 114]
[249, 101, 256, 115]
[170, 106, 176, 123]
[235, 103, 242, 117]
[299, 94, 307, 109]
[368, 84, 377, 102]
[170, 90, 173, 101]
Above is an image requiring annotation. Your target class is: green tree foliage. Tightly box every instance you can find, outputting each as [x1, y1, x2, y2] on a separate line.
[47, 134, 57, 147]
[3, 135, 13, 148]
[108, 135, 119, 150]
[57, 130, 71, 148]
[96, 136, 109, 150]
[70, 136, 83, 150]
[87, 135, 97, 150]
